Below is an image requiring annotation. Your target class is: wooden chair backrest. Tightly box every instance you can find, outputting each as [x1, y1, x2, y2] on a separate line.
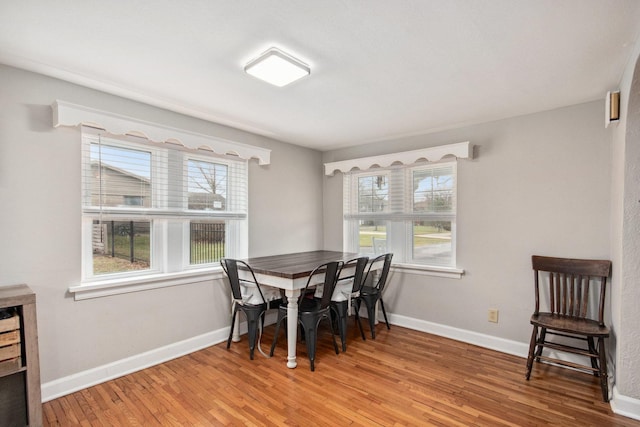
[531, 255, 611, 325]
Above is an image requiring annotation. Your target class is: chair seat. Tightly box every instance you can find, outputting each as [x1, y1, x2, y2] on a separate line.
[531, 313, 609, 336]
[331, 278, 355, 302]
[267, 298, 284, 310]
[359, 285, 380, 296]
[240, 282, 282, 305]
[299, 297, 323, 313]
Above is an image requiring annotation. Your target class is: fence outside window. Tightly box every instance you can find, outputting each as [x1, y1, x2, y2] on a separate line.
[190, 221, 225, 264]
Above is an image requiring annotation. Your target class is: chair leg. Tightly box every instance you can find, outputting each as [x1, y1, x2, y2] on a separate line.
[361, 296, 377, 339]
[245, 309, 263, 360]
[587, 337, 599, 372]
[327, 314, 340, 355]
[534, 328, 546, 361]
[300, 317, 318, 372]
[379, 298, 390, 330]
[354, 299, 366, 341]
[525, 325, 538, 380]
[598, 337, 609, 402]
[269, 309, 286, 357]
[332, 302, 348, 352]
[227, 308, 238, 350]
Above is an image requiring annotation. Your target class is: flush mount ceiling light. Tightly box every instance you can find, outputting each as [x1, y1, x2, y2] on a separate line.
[244, 47, 310, 87]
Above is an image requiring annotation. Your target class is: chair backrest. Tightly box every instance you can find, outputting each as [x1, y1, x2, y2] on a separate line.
[531, 255, 611, 325]
[220, 258, 266, 304]
[302, 261, 342, 309]
[338, 256, 369, 293]
[363, 253, 393, 293]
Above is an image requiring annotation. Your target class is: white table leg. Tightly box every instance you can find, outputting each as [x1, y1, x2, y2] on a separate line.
[285, 289, 300, 368]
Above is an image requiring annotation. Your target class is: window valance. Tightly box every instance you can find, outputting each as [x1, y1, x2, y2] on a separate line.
[52, 100, 271, 165]
[324, 141, 472, 176]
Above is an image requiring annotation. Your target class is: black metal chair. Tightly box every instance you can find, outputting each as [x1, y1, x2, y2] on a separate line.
[330, 256, 369, 351]
[270, 261, 342, 371]
[220, 258, 282, 360]
[525, 255, 612, 402]
[354, 253, 393, 339]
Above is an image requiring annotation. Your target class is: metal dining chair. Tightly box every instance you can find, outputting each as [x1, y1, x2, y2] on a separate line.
[354, 252, 393, 340]
[220, 258, 282, 360]
[270, 261, 342, 371]
[330, 256, 369, 351]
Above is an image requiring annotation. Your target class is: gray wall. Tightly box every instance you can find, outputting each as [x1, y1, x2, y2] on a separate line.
[0, 64, 323, 382]
[611, 46, 640, 400]
[323, 101, 611, 343]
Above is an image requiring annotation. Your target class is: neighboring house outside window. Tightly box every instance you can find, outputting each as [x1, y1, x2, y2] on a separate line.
[81, 130, 247, 281]
[343, 161, 457, 268]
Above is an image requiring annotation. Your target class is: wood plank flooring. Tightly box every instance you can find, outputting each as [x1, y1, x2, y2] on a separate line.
[43, 323, 640, 426]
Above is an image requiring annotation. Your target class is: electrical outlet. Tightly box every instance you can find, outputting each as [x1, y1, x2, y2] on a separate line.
[488, 309, 499, 323]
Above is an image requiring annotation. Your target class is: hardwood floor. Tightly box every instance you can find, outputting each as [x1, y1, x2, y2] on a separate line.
[43, 324, 640, 426]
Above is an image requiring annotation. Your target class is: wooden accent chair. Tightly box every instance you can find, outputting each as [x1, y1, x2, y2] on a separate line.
[525, 255, 612, 402]
[270, 261, 342, 371]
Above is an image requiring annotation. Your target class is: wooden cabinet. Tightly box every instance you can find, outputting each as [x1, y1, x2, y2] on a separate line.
[0, 284, 42, 426]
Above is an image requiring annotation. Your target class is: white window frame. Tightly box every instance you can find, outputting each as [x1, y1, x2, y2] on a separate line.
[343, 161, 463, 279]
[73, 131, 248, 299]
[52, 100, 269, 300]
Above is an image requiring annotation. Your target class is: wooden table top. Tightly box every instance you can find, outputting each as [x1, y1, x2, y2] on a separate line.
[242, 250, 361, 280]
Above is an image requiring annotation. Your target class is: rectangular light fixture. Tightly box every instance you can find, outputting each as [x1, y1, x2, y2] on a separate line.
[244, 47, 310, 87]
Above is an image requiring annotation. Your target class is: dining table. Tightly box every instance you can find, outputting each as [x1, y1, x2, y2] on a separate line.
[235, 250, 362, 368]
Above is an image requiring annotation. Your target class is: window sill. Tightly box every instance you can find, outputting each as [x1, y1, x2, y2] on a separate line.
[391, 263, 464, 279]
[69, 268, 224, 301]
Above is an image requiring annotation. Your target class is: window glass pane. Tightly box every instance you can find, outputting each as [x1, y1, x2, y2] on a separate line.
[92, 220, 151, 275]
[412, 221, 452, 265]
[187, 160, 228, 211]
[190, 221, 225, 265]
[90, 144, 151, 208]
[358, 175, 388, 213]
[358, 220, 387, 255]
[412, 169, 453, 213]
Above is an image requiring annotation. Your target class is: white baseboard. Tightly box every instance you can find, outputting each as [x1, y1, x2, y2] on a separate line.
[41, 312, 640, 422]
[611, 385, 640, 421]
[41, 328, 229, 402]
[388, 313, 530, 357]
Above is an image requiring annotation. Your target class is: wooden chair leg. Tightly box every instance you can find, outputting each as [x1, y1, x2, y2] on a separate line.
[587, 337, 599, 372]
[598, 337, 609, 402]
[534, 328, 546, 361]
[525, 325, 538, 380]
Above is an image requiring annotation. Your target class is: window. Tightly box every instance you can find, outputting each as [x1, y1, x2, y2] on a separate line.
[343, 161, 457, 268]
[81, 128, 248, 282]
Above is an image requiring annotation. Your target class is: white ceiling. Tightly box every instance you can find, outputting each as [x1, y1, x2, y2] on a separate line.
[1, 1, 640, 151]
